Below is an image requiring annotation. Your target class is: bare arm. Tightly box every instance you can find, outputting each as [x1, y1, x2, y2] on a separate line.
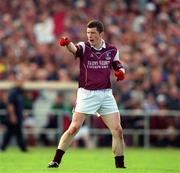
[66, 42, 77, 55]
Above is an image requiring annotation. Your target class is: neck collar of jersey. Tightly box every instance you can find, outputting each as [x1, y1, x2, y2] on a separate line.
[90, 39, 106, 50]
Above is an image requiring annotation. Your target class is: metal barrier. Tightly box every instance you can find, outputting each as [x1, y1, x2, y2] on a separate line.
[0, 109, 179, 148]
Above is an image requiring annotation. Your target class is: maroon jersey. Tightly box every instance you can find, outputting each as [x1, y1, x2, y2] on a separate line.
[75, 41, 121, 90]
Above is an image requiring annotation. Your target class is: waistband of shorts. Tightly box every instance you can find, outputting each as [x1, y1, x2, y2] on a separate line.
[79, 87, 112, 92]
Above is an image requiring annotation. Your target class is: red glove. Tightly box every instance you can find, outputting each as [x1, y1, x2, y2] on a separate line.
[59, 37, 71, 46]
[114, 68, 125, 81]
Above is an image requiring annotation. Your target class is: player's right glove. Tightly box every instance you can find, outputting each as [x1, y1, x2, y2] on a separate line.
[59, 37, 71, 46]
[114, 68, 125, 81]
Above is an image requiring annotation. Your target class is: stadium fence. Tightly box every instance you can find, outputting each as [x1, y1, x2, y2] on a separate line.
[0, 81, 179, 148]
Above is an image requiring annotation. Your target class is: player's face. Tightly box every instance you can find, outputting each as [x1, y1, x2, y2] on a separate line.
[87, 27, 103, 48]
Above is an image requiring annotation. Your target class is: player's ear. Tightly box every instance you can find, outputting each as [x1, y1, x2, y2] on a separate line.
[100, 31, 104, 38]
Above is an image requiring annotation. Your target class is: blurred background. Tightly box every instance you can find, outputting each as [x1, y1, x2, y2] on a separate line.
[0, 0, 179, 149]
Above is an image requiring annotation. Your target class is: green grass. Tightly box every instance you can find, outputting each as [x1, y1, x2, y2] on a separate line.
[0, 147, 180, 173]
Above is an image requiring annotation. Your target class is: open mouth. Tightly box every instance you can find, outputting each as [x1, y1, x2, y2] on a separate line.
[89, 39, 94, 43]
[89, 40, 95, 46]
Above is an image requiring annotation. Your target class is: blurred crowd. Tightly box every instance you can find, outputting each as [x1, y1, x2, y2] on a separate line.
[0, 0, 180, 147]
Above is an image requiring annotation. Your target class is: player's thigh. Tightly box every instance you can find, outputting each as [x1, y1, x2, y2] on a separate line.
[101, 112, 122, 131]
[69, 112, 86, 128]
[67, 112, 86, 135]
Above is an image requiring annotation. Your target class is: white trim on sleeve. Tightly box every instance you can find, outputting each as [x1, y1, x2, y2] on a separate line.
[113, 50, 120, 61]
[77, 42, 85, 54]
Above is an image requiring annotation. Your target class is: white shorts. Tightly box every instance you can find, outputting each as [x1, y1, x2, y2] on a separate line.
[74, 88, 119, 116]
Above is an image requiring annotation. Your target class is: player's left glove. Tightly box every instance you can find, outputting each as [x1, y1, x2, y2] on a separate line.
[114, 68, 125, 81]
[59, 37, 71, 46]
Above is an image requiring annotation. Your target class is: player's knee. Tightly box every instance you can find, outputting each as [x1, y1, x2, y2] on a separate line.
[112, 126, 123, 138]
[68, 125, 80, 136]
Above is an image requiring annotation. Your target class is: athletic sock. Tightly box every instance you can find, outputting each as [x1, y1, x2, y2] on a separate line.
[53, 149, 65, 164]
[115, 155, 126, 168]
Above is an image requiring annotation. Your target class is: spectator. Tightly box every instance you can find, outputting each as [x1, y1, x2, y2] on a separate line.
[0, 74, 28, 152]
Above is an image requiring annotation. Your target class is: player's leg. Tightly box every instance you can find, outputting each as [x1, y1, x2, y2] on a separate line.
[58, 112, 86, 150]
[15, 124, 27, 151]
[48, 112, 86, 168]
[74, 125, 95, 148]
[0, 124, 13, 151]
[101, 113, 126, 168]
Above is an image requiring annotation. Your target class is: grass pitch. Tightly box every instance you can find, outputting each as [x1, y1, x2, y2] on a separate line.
[0, 147, 180, 173]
